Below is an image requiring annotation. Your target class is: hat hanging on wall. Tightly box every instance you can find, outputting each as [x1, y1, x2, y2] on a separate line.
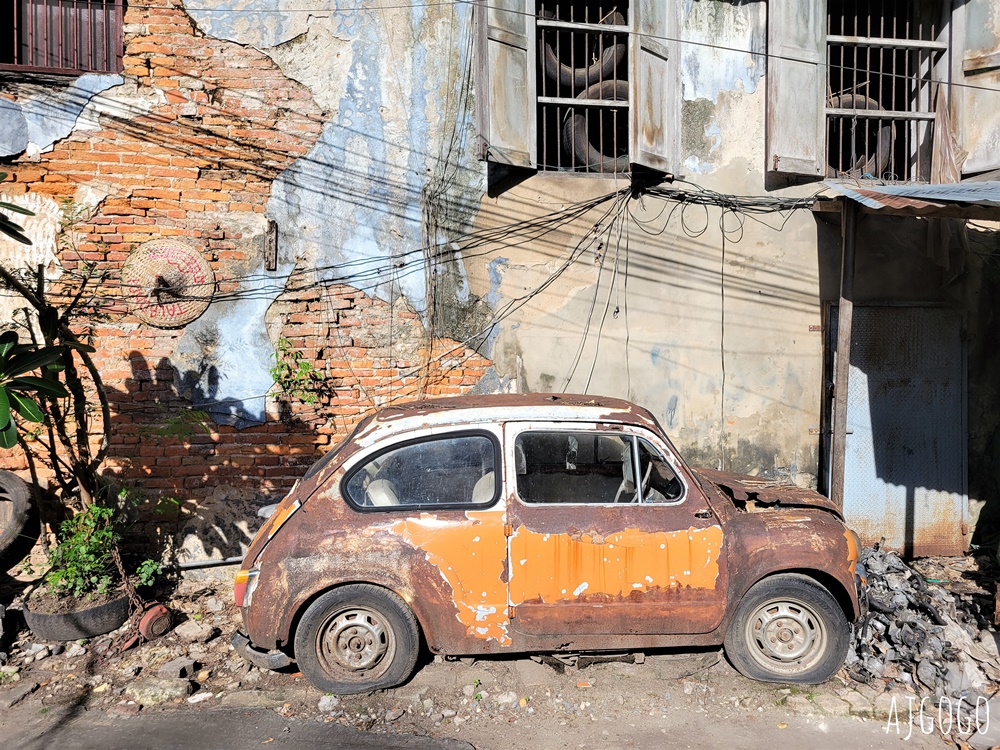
[121, 239, 215, 328]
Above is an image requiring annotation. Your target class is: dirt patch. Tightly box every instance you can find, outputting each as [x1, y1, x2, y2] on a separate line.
[25, 586, 124, 616]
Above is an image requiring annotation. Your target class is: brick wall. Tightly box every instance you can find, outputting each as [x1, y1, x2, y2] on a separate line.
[0, 0, 492, 515]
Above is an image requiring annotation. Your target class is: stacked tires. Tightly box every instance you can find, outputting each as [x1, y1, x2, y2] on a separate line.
[540, 12, 628, 172]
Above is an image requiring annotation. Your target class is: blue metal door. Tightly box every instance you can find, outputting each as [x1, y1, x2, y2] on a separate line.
[831, 306, 967, 556]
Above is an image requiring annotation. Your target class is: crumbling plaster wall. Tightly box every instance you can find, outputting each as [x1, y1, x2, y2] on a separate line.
[466, 1, 824, 484]
[0, 0, 493, 525]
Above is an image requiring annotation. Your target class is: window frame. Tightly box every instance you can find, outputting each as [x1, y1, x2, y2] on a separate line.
[766, 0, 956, 183]
[0, 0, 125, 77]
[341, 428, 503, 513]
[474, 0, 680, 179]
[507, 422, 688, 507]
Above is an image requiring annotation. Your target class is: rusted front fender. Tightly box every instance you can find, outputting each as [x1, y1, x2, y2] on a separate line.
[721, 508, 862, 625]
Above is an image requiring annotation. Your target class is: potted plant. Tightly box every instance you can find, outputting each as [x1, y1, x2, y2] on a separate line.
[21, 502, 132, 640]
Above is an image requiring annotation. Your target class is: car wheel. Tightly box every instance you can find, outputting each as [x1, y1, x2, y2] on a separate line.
[294, 584, 420, 694]
[724, 573, 849, 684]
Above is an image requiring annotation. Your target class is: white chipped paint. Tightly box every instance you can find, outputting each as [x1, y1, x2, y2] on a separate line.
[573, 582, 589, 596]
[474, 605, 497, 622]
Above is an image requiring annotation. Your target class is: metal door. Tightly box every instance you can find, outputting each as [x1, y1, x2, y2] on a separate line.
[830, 306, 967, 556]
[504, 422, 728, 637]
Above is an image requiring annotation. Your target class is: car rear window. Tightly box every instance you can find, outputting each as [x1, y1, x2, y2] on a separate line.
[343, 432, 500, 510]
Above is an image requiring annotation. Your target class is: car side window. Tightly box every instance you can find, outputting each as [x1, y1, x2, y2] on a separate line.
[344, 434, 498, 509]
[516, 431, 636, 504]
[637, 438, 684, 503]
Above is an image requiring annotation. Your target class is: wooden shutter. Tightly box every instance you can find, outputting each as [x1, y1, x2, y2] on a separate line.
[475, 0, 537, 169]
[629, 0, 680, 175]
[955, 0, 1000, 174]
[765, 0, 826, 178]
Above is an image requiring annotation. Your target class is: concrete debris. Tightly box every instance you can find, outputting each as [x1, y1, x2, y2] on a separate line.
[123, 677, 193, 706]
[318, 694, 340, 713]
[173, 620, 215, 644]
[156, 657, 198, 679]
[0, 680, 38, 709]
[849, 545, 997, 704]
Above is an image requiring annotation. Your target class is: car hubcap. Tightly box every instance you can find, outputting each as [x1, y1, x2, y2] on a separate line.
[321, 608, 391, 672]
[746, 598, 826, 673]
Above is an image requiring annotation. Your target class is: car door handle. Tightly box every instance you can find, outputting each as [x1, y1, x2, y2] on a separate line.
[694, 509, 713, 519]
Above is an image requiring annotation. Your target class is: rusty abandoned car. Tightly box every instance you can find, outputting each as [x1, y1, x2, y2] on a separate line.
[232, 394, 864, 693]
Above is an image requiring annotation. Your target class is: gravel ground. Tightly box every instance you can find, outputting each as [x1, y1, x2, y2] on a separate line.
[0, 576, 975, 749]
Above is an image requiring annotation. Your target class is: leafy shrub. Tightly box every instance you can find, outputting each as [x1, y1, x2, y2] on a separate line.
[44, 504, 119, 599]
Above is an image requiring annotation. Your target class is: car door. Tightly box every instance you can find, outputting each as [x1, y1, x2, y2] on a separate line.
[505, 422, 728, 637]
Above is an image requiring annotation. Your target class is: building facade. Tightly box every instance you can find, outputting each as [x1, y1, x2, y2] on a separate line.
[1, 0, 999, 557]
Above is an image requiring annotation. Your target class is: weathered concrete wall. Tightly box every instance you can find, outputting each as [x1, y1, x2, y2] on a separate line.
[0, 0, 988, 544]
[465, 2, 824, 484]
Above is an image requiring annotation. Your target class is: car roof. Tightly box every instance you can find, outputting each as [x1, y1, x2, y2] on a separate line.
[361, 393, 661, 436]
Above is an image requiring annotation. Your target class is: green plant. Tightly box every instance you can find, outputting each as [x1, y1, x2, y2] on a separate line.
[153, 495, 181, 517]
[139, 408, 212, 441]
[0, 330, 70, 449]
[0, 173, 33, 245]
[270, 338, 321, 405]
[0, 263, 110, 506]
[44, 503, 119, 599]
[135, 558, 161, 588]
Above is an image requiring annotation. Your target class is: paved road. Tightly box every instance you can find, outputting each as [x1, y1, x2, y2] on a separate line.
[0, 705, 473, 750]
[0, 701, 950, 750]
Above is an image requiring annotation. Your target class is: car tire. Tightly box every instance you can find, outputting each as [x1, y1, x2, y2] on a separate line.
[724, 573, 849, 684]
[294, 584, 420, 694]
[0, 470, 38, 573]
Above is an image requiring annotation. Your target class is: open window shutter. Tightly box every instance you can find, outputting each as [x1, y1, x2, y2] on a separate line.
[629, 0, 680, 175]
[474, 0, 537, 169]
[956, 0, 1000, 174]
[765, 0, 826, 178]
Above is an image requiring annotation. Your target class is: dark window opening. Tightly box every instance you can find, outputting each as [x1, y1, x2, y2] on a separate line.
[825, 0, 947, 182]
[1, 0, 124, 75]
[536, 1, 629, 174]
[515, 431, 682, 505]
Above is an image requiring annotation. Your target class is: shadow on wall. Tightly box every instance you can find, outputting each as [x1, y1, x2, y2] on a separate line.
[103, 350, 312, 572]
[816, 212, 974, 557]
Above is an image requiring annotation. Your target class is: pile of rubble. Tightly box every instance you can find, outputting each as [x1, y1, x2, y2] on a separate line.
[848, 544, 1000, 745]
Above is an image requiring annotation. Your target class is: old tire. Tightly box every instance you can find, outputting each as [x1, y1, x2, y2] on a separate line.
[562, 79, 629, 173]
[540, 11, 626, 90]
[23, 593, 130, 641]
[0, 470, 38, 573]
[724, 574, 849, 684]
[294, 584, 420, 694]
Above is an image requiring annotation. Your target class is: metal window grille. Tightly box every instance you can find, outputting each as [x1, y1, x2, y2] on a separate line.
[537, 2, 629, 174]
[0, 0, 123, 75]
[825, 0, 947, 182]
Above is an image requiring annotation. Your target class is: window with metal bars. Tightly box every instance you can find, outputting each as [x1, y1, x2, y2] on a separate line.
[825, 0, 948, 182]
[0, 0, 124, 75]
[536, 1, 629, 174]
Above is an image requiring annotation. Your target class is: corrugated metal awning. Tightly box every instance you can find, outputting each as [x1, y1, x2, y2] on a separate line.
[814, 181, 1000, 220]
